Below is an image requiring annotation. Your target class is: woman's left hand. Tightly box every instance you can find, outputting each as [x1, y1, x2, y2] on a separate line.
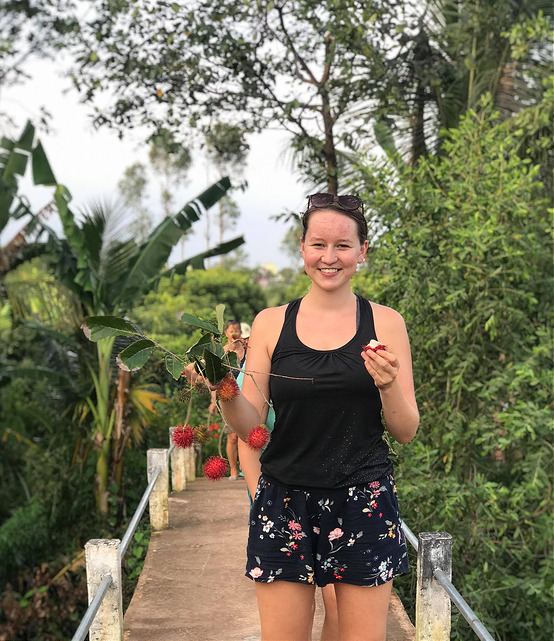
[360, 348, 400, 390]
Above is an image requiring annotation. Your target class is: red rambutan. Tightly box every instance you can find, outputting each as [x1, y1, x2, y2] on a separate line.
[247, 424, 271, 451]
[217, 374, 240, 402]
[363, 339, 387, 353]
[202, 456, 229, 480]
[171, 424, 195, 449]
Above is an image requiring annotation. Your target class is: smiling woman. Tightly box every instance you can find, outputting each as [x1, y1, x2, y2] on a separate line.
[300, 208, 367, 295]
[183, 192, 420, 641]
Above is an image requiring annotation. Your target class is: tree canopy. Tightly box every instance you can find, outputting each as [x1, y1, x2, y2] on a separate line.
[70, 0, 402, 191]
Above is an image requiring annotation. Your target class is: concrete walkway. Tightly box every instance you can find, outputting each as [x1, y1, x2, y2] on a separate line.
[123, 478, 415, 641]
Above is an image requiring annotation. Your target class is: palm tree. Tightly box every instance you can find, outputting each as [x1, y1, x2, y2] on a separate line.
[1, 122, 244, 512]
[373, 0, 553, 163]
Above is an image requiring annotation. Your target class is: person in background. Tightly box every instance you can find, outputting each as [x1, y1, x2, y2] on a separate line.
[209, 319, 245, 480]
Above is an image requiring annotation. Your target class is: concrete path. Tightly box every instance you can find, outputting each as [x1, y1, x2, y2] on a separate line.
[123, 477, 415, 641]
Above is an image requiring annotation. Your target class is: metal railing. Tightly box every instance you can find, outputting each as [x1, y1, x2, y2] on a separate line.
[73, 432, 194, 641]
[402, 522, 496, 641]
[73, 435, 496, 641]
[72, 576, 113, 641]
[118, 443, 174, 559]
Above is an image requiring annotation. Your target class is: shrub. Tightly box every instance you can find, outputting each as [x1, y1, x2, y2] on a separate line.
[356, 92, 553, 640]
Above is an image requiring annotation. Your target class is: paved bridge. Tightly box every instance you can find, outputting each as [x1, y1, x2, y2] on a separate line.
[123, 477, 415, 641]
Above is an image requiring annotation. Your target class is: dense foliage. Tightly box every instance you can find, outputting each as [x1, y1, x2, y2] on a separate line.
[354, 92, 553, 640]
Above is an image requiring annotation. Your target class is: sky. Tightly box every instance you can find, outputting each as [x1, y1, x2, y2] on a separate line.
[1, 58, 309, 270]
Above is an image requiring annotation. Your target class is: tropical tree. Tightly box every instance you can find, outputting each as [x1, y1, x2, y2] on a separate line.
[68, 0, 404, 192]
[51, 189, 242, 513]
[0, 1, 78, 90]
[149, 128, 192, 218]
[1, 123, 243, 512]
[117, 162, 151, 243]
[372, 1, 554, 163]
[204, 122, 249, 262]
[0, 121, 60, 276]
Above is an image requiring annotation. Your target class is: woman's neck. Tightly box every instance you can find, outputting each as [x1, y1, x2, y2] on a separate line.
[303, 285, 356, 311]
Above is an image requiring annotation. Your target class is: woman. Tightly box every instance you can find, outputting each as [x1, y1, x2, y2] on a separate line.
[193, 193, 419, 641]
[209, 319, 245, 480]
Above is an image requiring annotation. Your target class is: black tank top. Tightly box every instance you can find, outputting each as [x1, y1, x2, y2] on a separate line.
[261, 296, 393, 490]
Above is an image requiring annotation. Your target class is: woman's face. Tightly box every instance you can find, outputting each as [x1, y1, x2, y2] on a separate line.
[225, 323, 241, 342]
[300, 210, 368, 291]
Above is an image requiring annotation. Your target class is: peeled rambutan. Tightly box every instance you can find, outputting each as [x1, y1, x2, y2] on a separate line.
[217, 374, 240, 401]
[203, 456, 229, 480]
[363, 339, 387, 353]
[247, 424, 271, 451]
[193, 425, 210, 444]
[171, 424, 195, 448]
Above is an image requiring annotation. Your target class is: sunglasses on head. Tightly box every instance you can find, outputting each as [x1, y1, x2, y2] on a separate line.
[307, 193, 364, 215]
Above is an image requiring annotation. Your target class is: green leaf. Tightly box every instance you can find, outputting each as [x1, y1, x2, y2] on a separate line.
[32, 141, 57, 185]
[202, 339, 225, 359]
[165, 353, 184, 380]
[116, 339, 155, 371]
[215, 304, 225, 333]
[180, 313, 219, 334]
[186, 332, 213, 359]
[3, 150, 27, 178]
[82, 316, 141, 342]
[160, 235, 244, 276]
[117, 177, 232, 305]
[203, 348, 228, 384]
[17, 121, 35, 151]
[227, 350, 238, 372]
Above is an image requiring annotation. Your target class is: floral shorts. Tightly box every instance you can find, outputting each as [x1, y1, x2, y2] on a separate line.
[245, 474, 409, 587]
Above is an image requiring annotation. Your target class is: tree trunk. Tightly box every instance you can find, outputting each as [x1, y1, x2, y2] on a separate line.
[321, 91, 339, 194]
[92, 337, 115, 515]
[95, 438, 110, 514]
[410, 81, 428, 166]
[111, 368, 131, 494]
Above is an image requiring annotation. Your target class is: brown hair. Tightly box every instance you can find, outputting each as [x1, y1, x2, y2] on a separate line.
[301, 204, 368, 245]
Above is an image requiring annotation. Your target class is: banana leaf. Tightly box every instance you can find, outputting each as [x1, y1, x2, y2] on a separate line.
[160, 235, 244, 278]
[116, 177, 232, 306]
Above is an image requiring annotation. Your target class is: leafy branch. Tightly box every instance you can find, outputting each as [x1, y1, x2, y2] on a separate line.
[82, 304, 313, 413]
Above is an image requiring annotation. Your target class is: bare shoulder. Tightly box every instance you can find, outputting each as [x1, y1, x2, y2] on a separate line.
[370, 301, 406, 331]
[250, 304, 288, 358]
[368, 301, 410, 350]
[253, 304, 288, 329]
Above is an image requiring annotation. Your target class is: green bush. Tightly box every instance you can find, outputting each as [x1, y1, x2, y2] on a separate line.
[356, 91, 553, 640]
[0, 500, 51, 579]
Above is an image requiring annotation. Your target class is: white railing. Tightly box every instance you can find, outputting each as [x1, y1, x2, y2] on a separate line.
[73, 434, 496, 641]
[402, 522, 496, 641]
[72, 429, 195, 641]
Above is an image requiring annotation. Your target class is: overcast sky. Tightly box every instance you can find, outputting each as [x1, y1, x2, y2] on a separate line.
[2, 58, 309, 270]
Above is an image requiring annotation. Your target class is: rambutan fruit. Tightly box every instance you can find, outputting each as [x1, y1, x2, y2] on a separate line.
[247, 424, 271, 451]
[363, 339, 387, 353]
[177, 388, 192, 403]
[203, 456, 229, 480]
[217, 374, 240, 401]
[171, 424, 195, 448]
[193, 425, 210, 444]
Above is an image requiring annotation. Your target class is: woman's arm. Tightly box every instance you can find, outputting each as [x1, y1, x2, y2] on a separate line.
[362, 304, 419, 444]
[237, 439, 261, 498]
